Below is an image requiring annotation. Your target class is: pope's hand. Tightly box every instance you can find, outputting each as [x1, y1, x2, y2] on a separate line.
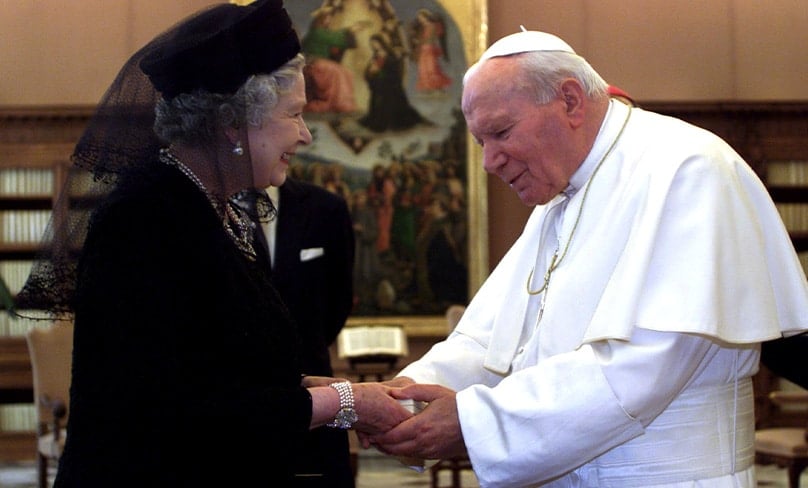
[368, 383, 467, 460]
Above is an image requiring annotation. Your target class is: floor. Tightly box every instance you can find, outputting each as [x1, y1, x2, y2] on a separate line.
[356, 449, 480, 488]
[0, 450, 474, 488]
[0, 452, 803, 487]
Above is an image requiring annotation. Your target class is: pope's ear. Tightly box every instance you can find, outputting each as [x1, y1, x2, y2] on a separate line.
[560, 79, 586, 127]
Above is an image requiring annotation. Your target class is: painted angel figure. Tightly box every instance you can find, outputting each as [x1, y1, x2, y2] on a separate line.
[409, 8, 452, 92]
[301, 5, 370, 113]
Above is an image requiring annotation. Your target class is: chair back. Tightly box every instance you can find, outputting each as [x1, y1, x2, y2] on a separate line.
[25, 321, 73, 430]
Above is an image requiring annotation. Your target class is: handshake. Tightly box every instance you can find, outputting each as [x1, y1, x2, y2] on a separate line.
[302, 376, 468, 462]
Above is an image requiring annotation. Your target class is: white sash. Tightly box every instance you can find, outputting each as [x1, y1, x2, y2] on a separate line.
[584, 378, 755, 487]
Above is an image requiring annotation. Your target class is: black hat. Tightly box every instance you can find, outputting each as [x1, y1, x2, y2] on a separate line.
[140, 0, 300, 100]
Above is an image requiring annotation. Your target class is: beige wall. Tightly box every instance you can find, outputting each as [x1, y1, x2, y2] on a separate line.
[6, 1, 805, 104]
[2, 0, 807, 273]
[489, 0, 808, 102]
[1, 0, 210, 105]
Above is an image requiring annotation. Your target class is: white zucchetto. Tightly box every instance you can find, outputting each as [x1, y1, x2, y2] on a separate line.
[479, 30, 576, 62]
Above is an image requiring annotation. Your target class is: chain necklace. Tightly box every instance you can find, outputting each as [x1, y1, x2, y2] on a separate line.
[526, 105, 633, 300]
[159, 148, 257, 261]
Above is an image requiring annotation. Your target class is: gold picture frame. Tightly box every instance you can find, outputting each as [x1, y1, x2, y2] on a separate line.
[278, 0, 488, 336]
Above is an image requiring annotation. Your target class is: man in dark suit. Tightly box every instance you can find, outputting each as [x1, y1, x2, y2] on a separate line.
[761, 334, 808, 390]
[266, 177, 356, 487]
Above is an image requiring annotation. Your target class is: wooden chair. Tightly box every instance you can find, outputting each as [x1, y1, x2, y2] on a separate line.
[25, 321, 73, 488]
[430, 305, 474, 488]
[755, 390, 808, 488]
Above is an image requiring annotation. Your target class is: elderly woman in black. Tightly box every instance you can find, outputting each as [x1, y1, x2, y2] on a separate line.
[16, 1, 411, 486]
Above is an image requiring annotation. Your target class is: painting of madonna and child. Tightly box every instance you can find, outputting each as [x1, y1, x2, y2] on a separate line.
[286, 0, 472, 316]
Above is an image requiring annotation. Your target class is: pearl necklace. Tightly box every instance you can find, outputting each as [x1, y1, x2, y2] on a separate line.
[526, 105, 633, 304]
[159, 148, 257, 261]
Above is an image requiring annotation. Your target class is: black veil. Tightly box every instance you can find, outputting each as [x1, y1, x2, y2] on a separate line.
[14, 38, 162, 316]
[15, 0, 299, 317]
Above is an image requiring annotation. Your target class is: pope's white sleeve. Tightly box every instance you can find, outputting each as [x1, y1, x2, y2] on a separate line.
[397, 331, 504, 390]
[456, 328, 716, 488]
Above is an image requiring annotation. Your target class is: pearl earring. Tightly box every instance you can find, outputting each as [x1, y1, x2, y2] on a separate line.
[233, 141, 244, 156]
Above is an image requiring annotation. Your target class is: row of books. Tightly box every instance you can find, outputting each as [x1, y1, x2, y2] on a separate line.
[0, 404, 36, 432]
[0, 260, 33, 294]
[0, 210, 51, 244]
[766, 160, 808, 186]
[775, 203, 808, 233]
[0, 168, 55, 197]
[799, 252, 808, 276]
[0, 310, 52, 337]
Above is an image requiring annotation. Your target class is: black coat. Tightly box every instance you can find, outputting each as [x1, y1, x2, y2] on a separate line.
[56, 159, 312, 487]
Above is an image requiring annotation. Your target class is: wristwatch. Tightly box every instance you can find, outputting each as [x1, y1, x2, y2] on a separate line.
[326, 381, 358, 429]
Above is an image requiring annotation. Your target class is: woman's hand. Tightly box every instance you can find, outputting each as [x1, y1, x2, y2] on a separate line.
[308, 380, 413, 433]
[352, 382, 413, 435]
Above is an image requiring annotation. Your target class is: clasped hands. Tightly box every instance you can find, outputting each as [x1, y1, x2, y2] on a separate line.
[303, 376, 468, 461]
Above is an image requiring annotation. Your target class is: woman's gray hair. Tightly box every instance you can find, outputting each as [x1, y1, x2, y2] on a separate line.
[464, 50, 608, 104]
[153, 53, 306, 144]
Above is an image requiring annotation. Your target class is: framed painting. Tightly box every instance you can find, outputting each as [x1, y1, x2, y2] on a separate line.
[279, 0, 487, 334]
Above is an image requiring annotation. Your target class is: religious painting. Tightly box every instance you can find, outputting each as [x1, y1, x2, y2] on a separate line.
[285, 0, 487, 330]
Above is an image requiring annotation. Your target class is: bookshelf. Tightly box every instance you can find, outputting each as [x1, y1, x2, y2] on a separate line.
[0, 108, 93, 331]
[0, 106, 92, 460]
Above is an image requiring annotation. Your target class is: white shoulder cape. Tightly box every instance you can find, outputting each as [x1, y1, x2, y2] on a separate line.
[459, 103, 808, 375]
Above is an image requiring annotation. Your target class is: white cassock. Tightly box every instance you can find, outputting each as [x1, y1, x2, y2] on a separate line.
[399, 100, 808, 487]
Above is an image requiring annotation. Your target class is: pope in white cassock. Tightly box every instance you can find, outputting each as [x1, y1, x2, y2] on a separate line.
[366, 30, 808, 487]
